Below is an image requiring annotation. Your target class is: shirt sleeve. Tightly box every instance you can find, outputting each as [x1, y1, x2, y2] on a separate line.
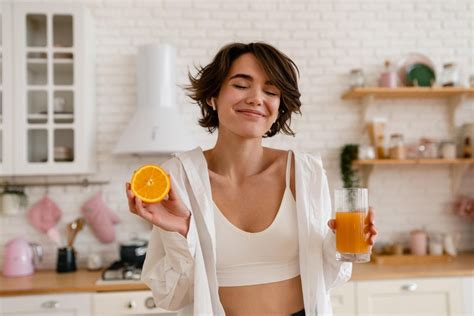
[320, 170, 352, 291]
[140, 159, 197, 311]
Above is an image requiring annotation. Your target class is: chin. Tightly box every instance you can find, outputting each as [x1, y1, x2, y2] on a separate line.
[233, 127, 268, 139]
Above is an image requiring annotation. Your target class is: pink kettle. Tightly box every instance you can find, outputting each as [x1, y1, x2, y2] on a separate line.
[2, 237, 43, 277]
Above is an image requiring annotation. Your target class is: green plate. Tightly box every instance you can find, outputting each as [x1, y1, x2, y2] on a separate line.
[406, 63, 435, 87]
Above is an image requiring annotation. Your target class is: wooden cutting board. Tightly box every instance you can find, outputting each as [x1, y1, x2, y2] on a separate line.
[371, 254, 454, 265]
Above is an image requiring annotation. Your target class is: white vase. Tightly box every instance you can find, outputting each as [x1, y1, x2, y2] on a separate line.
[1, 194, 23, 215]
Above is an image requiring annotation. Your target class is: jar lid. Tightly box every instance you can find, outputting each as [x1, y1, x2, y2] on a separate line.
[440, 140, 455, 144]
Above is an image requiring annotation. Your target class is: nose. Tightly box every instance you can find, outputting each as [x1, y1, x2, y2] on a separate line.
[245, 88, 264, 106]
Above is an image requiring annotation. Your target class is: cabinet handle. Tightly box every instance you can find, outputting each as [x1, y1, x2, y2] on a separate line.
[145, 297, 156, 309]
[41, 300, 60, 309]
[127, 300, 137, 309]
[401, 283, 418, 291]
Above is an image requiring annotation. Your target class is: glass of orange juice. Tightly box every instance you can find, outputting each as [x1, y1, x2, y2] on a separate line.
[335, 188, 371, 263]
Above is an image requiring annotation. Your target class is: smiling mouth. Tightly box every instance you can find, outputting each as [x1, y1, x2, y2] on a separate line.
[236, 110, 266, 118]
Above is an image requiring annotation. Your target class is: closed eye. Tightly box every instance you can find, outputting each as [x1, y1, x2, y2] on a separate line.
[233, 84, 248, 89]
[265, 91, 278, 96]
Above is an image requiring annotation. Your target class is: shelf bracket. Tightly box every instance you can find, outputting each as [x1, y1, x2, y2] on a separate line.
[447, 94, 464, 134]
[358, 165, 374, 189]
[361, 94, 375, 123]
[451, 163, 470, 193]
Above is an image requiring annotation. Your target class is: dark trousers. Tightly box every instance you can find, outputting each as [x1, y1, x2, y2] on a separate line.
[291, 309, 305, 316]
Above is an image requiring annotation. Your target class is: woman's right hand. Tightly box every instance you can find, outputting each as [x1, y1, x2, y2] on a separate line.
[126, 179, 191, 237]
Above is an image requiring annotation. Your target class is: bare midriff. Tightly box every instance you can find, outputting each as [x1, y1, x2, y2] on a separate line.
[218, 275, 304, 316]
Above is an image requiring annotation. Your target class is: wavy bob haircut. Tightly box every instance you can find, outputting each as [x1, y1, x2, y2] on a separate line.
[186, 42, 301, 137]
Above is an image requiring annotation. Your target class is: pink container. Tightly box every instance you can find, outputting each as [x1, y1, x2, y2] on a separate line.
[2, 237, 34, 277]
[410, 230, 427, 255]
[379, 71, 398, 88]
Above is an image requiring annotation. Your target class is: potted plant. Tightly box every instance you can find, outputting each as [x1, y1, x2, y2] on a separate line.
[1, 186, 28, 215]
[340, 144, 359, 188]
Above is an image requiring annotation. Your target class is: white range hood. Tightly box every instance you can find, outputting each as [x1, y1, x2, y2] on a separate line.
[114, 43, 195, 155]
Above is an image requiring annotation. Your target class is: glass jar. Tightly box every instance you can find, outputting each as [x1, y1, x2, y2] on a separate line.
[441, 63, 460, 87]
[350, 69, 365, 88]
[389, 133, 406, 159]
[440, 141, 456, 159]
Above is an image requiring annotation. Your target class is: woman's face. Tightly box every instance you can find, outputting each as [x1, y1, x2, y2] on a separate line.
[214, 53, 281, 139]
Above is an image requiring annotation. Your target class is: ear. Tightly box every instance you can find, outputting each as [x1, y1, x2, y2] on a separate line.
[207, 98, 216, 111]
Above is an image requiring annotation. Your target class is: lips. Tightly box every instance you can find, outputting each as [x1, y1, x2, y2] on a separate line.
[236, 109, 266, 118]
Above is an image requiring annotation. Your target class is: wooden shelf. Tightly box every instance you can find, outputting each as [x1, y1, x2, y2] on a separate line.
[354, 158, 474, 165]
[342, 87, 474, 100]
[353, 159, 473, 192]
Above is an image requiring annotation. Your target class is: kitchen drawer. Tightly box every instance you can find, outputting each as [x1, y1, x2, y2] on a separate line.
[92, 290, 177, 316]
[0, 293, 91, 315]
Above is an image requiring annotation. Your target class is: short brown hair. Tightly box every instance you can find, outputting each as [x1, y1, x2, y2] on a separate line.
[186, 42, 301, 137]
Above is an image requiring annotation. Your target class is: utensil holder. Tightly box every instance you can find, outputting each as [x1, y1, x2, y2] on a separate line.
[56, 247, 76, 273]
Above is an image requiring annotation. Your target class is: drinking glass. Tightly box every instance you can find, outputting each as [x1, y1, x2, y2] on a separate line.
[335, 188, 371, 263]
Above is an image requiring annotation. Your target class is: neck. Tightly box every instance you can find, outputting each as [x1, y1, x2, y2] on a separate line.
[206, 128, 266, 182]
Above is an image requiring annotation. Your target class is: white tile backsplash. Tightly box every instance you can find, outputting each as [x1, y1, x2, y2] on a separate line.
[1, 0, 473, 269]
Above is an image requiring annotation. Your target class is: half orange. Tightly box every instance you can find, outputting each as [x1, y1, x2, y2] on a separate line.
[130, 164, 170, 203]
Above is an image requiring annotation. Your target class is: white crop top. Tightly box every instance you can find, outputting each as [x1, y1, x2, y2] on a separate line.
[214, 151, 300, 287]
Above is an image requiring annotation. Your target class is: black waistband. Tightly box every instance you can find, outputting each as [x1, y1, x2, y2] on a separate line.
[291, 309, 305, 316]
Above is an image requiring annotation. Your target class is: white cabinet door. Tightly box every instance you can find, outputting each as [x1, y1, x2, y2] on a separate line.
[0, 2, 14, 175]
[92, 291, 178, 316]
[356, 277, 464, 316]
[0, 1, 96, 176]
[331, 281, 356, 316]
[0, 293, 92, 315]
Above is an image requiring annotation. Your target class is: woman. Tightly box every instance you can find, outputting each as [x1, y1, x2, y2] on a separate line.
[126, 42, 377, 316]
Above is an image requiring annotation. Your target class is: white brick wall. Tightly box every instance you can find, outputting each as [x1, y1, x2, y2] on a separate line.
[1, 0, 473, 270]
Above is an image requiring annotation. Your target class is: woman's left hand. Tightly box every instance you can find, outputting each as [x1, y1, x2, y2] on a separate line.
[327, 207, 378, 245]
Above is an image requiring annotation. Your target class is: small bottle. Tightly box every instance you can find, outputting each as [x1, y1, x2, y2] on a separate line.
[376, 135, 385, 159]
[441, 63, 460, 87]
[350, 69, 365, 88]
[463, 137, 472, 158]
[378, 60, 398, 88]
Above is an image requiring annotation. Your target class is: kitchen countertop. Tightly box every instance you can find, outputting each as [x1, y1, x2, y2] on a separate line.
[351, 253, 474, 281]
[1, 254, 472, 296]
[0, 270, 148, 296]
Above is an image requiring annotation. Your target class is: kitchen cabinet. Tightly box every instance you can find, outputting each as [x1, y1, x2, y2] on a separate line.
[331, 281, 356, 316]
[0, 4, 13, 175]
[330, 276, 470, 316]
[356, 277, 464, 316]
[0, 1, 96, 176]
[341, 87, 474, 190]
[92, 291, 178, 316]
[0, 293, 92, 315]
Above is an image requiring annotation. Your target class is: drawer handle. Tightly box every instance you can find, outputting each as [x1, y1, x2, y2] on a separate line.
[145, 297, 156, 309]
[128, 300, 137, 309]
[42, 300, 60, 309]
[401, 283, 418, 291]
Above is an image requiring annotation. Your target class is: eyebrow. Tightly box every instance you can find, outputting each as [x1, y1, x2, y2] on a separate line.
[229, 73, 275, 86]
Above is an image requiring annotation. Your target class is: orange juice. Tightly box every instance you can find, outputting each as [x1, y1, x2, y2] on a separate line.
[336, 211, 369, 254]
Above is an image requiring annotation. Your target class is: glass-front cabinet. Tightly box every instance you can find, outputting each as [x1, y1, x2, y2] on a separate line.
[0, 2, 95, 176]
[0, 3, 13, 175]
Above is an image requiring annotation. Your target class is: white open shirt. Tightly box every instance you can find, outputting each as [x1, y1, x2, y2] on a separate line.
[141, 147, 352, 316]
